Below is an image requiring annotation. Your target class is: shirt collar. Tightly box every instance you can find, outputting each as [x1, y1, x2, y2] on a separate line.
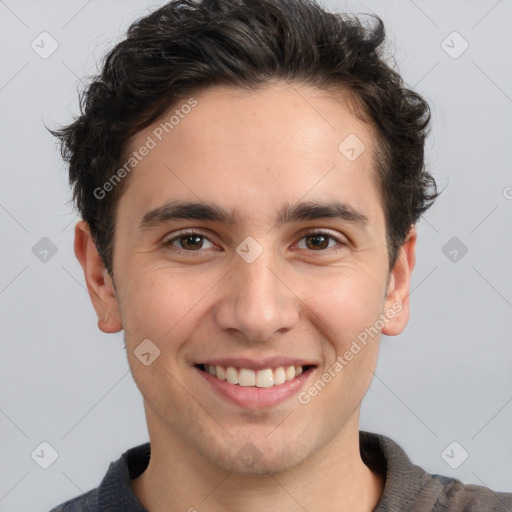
[96, 431, 435, 511]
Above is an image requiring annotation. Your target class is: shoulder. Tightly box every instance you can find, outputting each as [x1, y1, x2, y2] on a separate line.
[47, 442, 150, 512]
[428, 474, 511, 511]
[48, 488, 99, 512]
[359, 431, 511, 512]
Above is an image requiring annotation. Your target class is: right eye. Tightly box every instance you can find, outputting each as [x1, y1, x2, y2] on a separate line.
[163, 229, 216, 254]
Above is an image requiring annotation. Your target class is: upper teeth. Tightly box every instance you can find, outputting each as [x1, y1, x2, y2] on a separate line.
[205, 364, 303, 387]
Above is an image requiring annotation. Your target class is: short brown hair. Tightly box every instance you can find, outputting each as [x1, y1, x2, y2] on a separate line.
[50, 0, 438, 276]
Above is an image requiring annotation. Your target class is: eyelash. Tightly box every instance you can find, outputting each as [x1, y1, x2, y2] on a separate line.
[163, 228, 347, 256]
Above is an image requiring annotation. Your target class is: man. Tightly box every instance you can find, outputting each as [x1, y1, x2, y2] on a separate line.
[48, 0, 511, 510]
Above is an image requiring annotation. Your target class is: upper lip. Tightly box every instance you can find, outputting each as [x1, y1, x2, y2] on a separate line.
[195, 357, 317, 371]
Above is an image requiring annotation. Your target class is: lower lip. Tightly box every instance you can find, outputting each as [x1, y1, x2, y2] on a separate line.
[195, 366, 315, 409]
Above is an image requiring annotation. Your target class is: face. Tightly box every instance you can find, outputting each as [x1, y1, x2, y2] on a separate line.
[77, 82, 415, 475]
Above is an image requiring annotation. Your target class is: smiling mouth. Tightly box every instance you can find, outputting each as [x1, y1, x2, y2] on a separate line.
[195, 364, 315, 388]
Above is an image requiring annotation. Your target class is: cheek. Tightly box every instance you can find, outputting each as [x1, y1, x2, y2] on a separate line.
[303, 268, 385, 405]
[119, 267, 206, 340]
[308, 268, 386, 347]
[305, 278, 383, 422]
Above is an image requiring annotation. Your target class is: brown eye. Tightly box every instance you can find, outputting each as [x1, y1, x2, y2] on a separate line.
[296, 230, 344, 251]
[165, 230, 215, 252]
[304, 233, 330, 250]
[177, 234, 204, 250]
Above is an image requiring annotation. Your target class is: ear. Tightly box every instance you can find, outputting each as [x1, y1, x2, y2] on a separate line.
[381, 225, 417, 336]
[74, 220, 123, 333]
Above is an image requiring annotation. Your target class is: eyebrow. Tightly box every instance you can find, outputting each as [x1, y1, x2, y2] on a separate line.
[137, 199, 369, 231]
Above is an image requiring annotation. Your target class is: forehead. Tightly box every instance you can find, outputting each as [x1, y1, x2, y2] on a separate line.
[117, 82, 383, 230]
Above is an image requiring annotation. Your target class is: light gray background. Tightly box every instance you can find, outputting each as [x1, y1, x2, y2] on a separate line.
[1, 0, 511, 510]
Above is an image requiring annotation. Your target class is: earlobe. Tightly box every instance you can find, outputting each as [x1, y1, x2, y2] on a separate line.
[74, 220, 123, 333]
[381, 225, 417, 337]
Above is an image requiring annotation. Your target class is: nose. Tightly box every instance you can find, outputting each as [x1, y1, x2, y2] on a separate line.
[214, 245, 300, 343]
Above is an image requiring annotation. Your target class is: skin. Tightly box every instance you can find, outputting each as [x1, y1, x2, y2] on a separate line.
[75, 82, 416, 512]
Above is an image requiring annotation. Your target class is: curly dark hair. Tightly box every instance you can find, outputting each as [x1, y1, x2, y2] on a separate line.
[50, 0, 438, 277]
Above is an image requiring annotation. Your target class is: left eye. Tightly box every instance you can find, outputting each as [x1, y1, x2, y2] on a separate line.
[296, 231, 342, 251]
[164, 230, 343, 253]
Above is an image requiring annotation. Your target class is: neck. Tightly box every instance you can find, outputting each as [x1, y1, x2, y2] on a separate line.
[132, 411, 384, 512]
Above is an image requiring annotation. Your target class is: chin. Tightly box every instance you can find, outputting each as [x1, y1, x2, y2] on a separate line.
[206, 435, 309, 476]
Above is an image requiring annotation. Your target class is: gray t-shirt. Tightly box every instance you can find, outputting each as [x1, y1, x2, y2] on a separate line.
[49, 430, 511, 511]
